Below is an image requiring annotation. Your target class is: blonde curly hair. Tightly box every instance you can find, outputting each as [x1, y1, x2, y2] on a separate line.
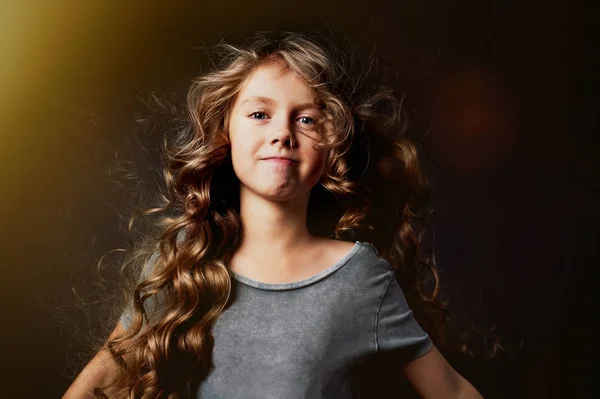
[97, 31, 445, 398]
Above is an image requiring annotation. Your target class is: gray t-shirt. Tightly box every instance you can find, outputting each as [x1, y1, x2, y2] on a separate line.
[120, 241, 432, 398]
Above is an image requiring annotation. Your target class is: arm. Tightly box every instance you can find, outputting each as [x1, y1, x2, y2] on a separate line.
[403, 345, 484, 399]
[62, 322, 126, 399]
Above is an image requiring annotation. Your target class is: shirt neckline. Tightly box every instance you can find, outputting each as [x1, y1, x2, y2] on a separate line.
[229, 241, 366, 291]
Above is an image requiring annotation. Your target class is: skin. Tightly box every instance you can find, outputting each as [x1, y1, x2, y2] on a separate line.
[227, 58, 354, 283]
[63, 58, 483, 398]
[62, 324, 124, 398]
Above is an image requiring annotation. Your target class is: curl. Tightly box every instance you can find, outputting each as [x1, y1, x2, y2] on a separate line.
[95, 31, 449, 397]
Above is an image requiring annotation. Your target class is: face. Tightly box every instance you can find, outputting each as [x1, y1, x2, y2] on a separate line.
[228, 60, 327, 203]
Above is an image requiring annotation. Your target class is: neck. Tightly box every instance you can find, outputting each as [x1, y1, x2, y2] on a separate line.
[236, 188, 313, 256]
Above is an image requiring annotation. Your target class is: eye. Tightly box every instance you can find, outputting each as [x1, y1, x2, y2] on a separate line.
[298, 116, 316, 125]
[249, 111, 268, 120]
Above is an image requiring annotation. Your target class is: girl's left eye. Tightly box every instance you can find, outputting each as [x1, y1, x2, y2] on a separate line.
[298, 116, 316, 125]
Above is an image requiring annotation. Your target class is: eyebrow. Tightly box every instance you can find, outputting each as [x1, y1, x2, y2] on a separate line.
[239, 96, 322, 112]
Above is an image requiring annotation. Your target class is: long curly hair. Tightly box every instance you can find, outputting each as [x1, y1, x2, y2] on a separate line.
[97, 31, 447, 398]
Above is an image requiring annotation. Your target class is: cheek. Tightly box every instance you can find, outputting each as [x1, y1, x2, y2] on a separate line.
[229, 124, 252, 166]
[230, 142, 250, 176]
[305, 149, 328, 186]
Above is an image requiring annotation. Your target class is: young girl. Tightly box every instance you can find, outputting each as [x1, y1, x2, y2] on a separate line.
[64, 32, 483, 398]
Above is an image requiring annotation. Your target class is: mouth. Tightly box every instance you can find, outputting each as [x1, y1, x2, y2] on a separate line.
[261, 157, 299, 165]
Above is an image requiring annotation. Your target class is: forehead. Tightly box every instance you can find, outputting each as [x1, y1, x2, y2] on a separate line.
[235, 60, 317, 105]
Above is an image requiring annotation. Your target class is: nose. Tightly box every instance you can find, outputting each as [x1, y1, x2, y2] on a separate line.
[270, 118, 295, 148]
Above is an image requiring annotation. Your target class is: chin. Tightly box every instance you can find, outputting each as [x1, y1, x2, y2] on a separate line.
[248, 184, 309, 203]
[261, 189, 301, 202]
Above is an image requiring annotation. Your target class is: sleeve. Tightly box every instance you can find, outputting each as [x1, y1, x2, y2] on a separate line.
[375, 273, 433, 362]
[118, 251, 162, 329]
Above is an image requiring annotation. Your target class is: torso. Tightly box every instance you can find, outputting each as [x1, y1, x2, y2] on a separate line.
[228, 238, 357, 285]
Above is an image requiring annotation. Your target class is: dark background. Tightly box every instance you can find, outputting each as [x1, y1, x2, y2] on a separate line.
[1, 1, 596, 397]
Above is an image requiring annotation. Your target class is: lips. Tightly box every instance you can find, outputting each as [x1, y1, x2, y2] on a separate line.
[261, 156, 299, 164]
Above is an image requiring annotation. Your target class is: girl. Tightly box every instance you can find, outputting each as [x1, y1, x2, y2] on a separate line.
[64, 32, 483, 398]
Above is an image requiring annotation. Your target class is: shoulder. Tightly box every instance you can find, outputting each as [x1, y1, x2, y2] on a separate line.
[319, 238, 390, 273]
[318, 238, 385, 264]
[320, 238, 395, 291]
[320, 238, 357, 261]
[353, 241, 395, 277]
